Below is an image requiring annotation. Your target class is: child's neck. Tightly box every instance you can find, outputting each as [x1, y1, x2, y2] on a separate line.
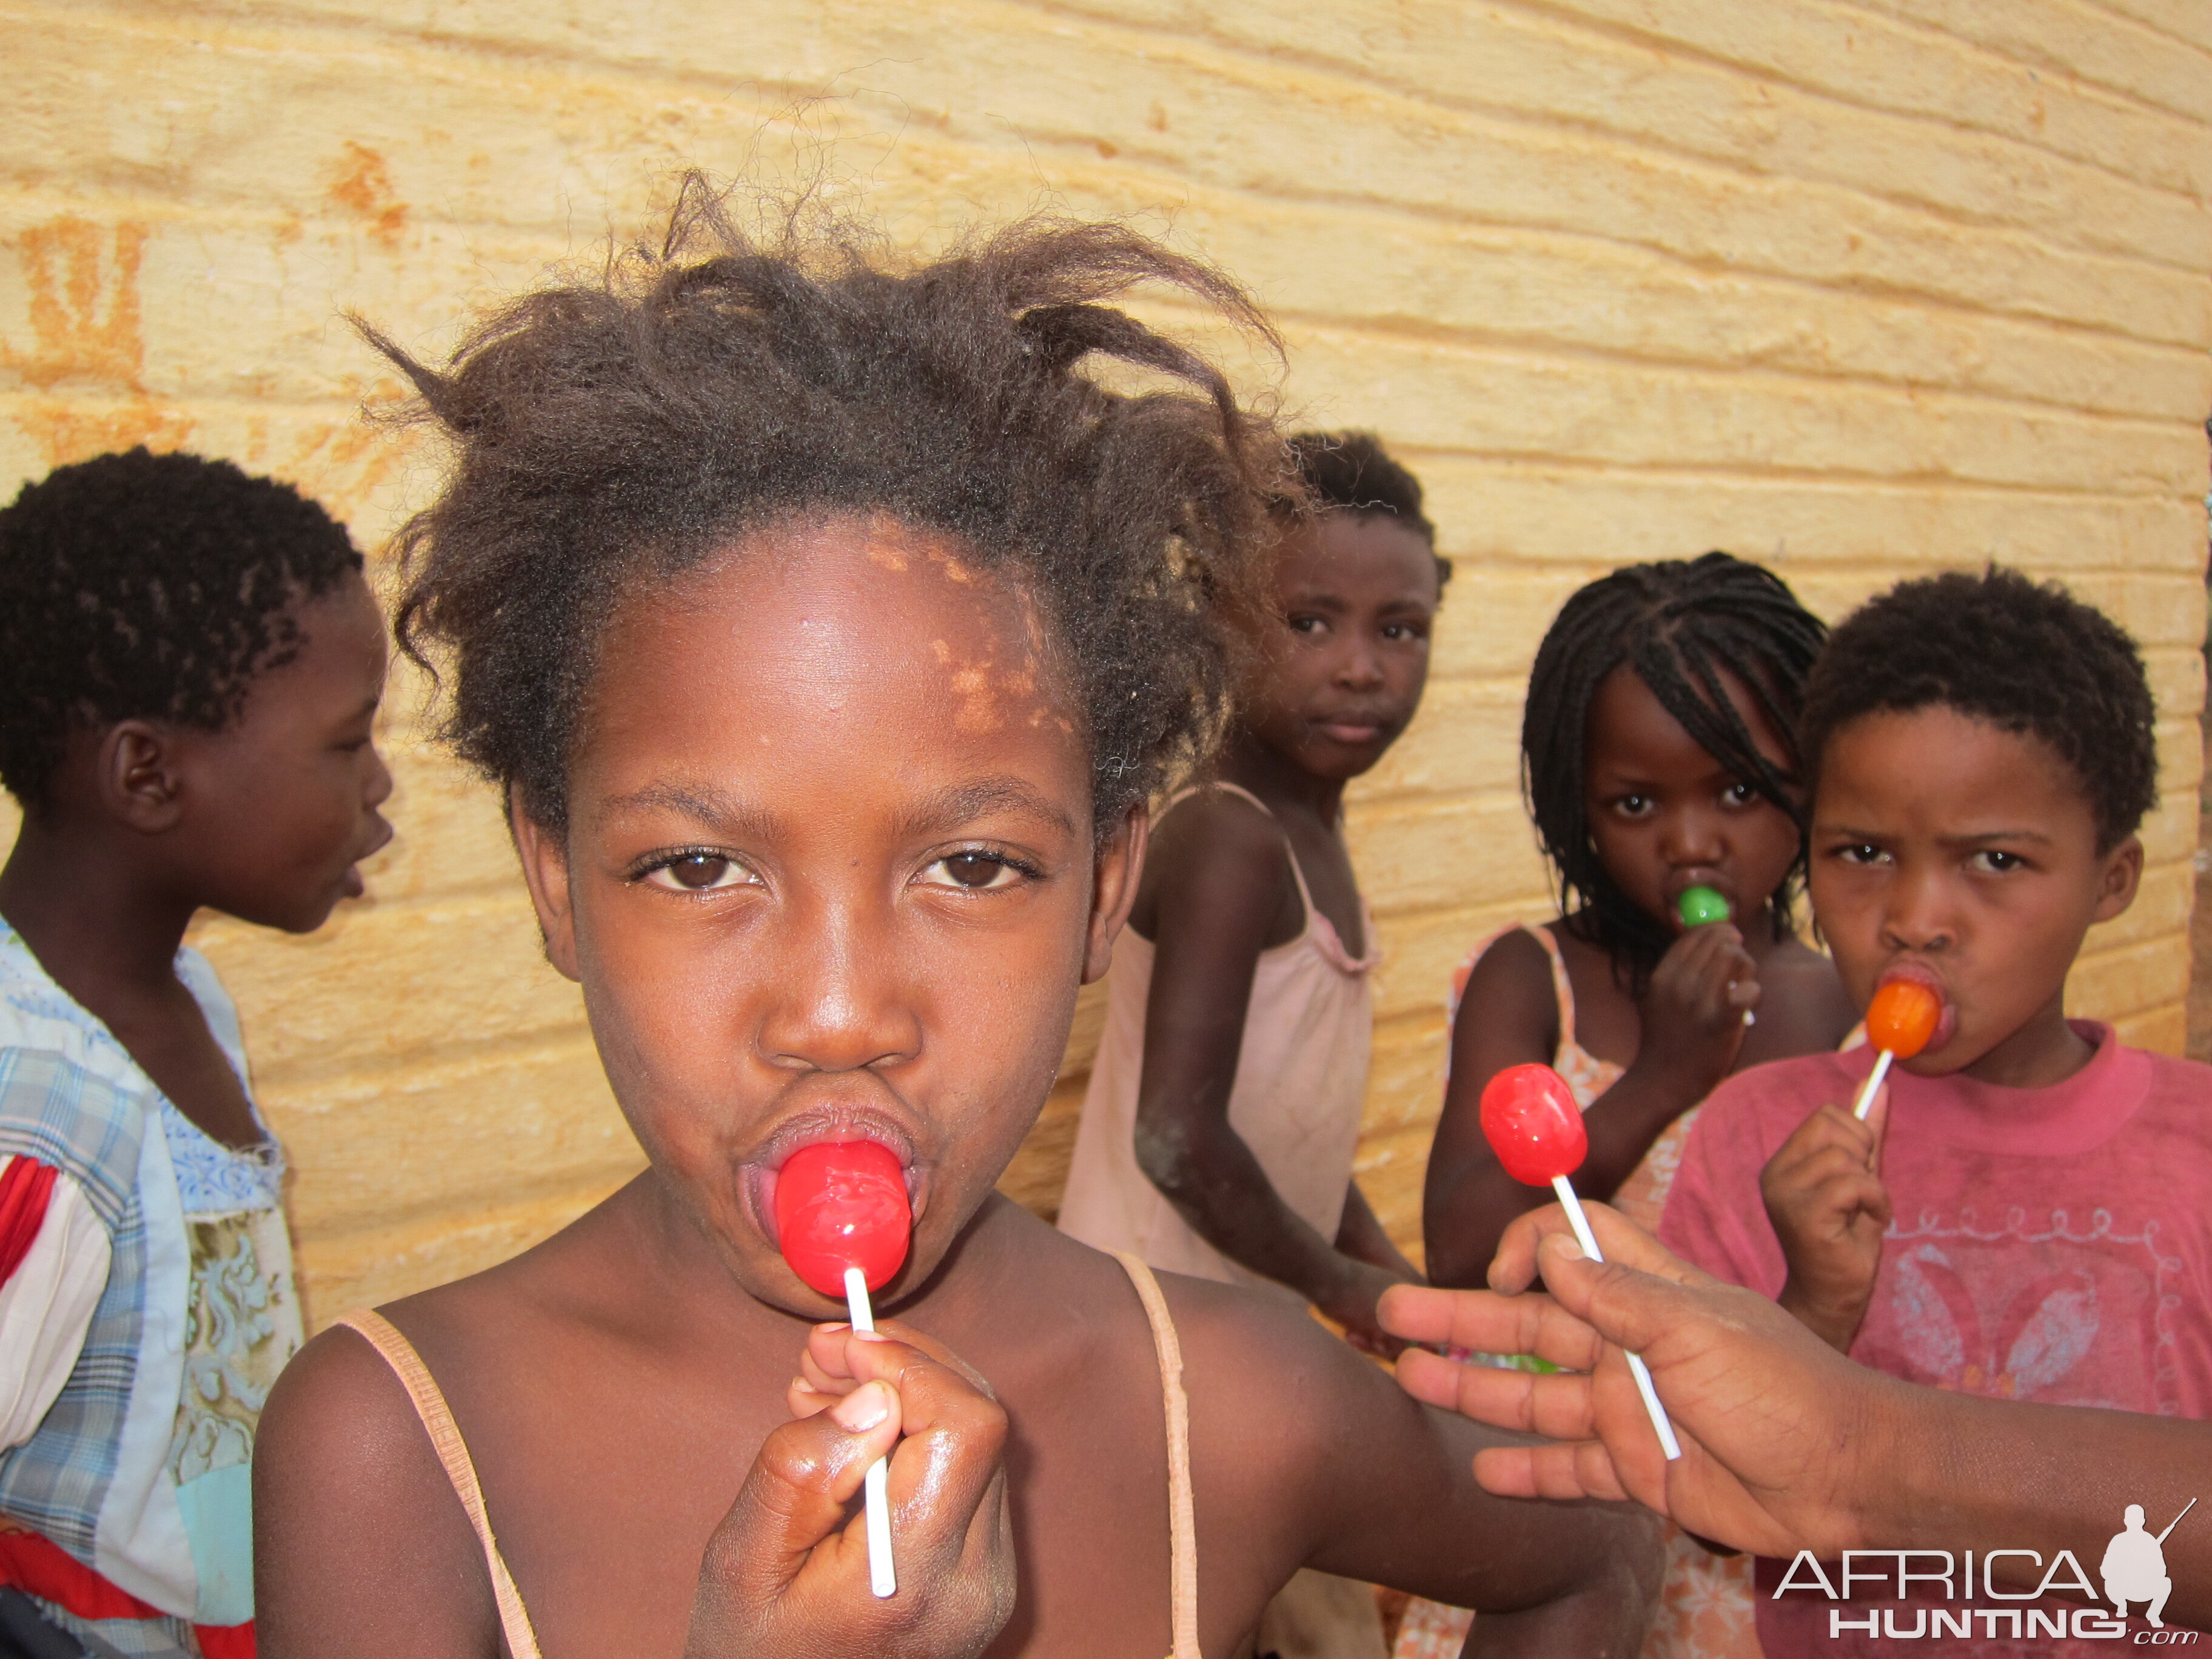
[0, 812, 200, 1007]
[1218, 728, 1344, 823]
[1956, 987, 2096, 1090]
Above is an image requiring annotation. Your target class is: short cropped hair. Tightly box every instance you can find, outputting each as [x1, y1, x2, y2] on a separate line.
[1282, 430, 1447, 585]
[1798, 566, 2157, 851]
[0, 447, 362, 806]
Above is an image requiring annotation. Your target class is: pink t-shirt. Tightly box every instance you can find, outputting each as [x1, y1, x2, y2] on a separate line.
[1659, 1022, 2212, 1656]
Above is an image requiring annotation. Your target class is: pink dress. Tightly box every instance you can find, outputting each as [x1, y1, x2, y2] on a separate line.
[1661, 1024, 2212, 1657]
[1057, 784, 1379, 1288]
[1392, 923, 1757, 1659]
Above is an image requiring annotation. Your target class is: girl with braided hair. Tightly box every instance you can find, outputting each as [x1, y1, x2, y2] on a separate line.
[251, 189, 1657, 1659]
[1398, 552, 1851, 1659]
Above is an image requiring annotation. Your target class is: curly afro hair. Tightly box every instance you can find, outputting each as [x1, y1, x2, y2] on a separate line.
[1798, 566, 2157, 851]
[1524, 551, 1828, 986]
[370, 183, 1284, 839]
[0, 446, 362, 808]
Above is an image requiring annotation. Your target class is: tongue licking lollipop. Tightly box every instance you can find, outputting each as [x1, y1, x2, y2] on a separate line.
[1851, 979, 1942, 1121]
[775, 1141, 913, 1598]
[1479, 1064, 1682, 1461]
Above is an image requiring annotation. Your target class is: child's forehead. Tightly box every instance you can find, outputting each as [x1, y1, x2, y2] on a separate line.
[583, 514, 1085, 765]
[1818, 703, 2091, 820]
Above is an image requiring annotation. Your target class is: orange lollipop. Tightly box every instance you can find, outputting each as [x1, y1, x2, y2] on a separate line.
[1852, 979, 1944, 1119]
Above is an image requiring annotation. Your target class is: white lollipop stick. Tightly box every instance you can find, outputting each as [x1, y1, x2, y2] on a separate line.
[1851, 1050, 1894, 1122]
[1549, 1176, 1683, 1462]
[843, 1265, 897, 1598]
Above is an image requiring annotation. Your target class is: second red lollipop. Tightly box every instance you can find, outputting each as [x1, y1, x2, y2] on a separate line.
[1479, 1062, 1588, 1186]
[1476, 1062, 1681, 1462]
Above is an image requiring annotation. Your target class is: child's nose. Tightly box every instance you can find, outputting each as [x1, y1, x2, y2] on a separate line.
[1333, 641, 1385, 690]
[1879, 866, 1955, 953]
[1658, 803, 1724, 865]
[364, 746, 395, 812]
[756, 897, 922, 1074]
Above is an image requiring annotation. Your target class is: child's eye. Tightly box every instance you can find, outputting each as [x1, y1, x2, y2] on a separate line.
[1380, 621, 1428, 642]
[1721, 782, 1757, 807]
[640, 852, 754, 891]
[1287, 614, 1327, 635]
[919, 851, 1034, 891]
[1612, 794, 1655, 819]
[1832, 842, 1890, 866]
[1969, 849, 2025, 874]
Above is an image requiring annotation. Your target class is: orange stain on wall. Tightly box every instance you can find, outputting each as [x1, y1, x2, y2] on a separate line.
[2, 215, 192, 466]
[327, 142, 409, 249]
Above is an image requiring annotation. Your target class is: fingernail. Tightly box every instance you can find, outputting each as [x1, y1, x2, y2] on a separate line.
[1554, 1238, 1586, 1261]
[832, 1382, 890, 1432]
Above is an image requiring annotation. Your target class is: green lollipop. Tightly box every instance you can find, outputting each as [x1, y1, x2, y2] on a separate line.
[1677, 885, 1730, 928]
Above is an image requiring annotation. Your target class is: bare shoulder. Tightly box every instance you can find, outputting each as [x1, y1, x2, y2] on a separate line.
[1145, 786, 1291, 881]
[254, 1316, 500, 1657]
[1452, 923, 1561, 1053]
[1151, 1267, 1410, 1494]
[1131, 785, 1296, 940]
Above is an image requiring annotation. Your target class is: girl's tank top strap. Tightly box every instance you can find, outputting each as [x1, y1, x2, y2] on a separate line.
[1156, 778, 1272, 821]
[336, 1310, 545, 1659]
[1111, 1253, 1202, 1659]
[1518, 922, 1578, 1040]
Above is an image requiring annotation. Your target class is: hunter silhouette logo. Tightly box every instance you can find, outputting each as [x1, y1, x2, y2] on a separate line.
[2103, 1499, 2194, 1630]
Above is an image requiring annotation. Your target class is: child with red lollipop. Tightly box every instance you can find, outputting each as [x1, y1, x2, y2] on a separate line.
[1661, 569, 2212, 1655]
[252, 189, 1659, 1659]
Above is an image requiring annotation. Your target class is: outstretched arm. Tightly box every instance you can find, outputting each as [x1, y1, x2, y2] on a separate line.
[1172, 1270, 1661, 1655]
[1383, 1204, 2212, 1629]
[1132, 793, 1410, 1349]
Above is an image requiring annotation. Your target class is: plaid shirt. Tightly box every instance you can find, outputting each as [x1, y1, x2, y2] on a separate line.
[0, 922, 262, 1658]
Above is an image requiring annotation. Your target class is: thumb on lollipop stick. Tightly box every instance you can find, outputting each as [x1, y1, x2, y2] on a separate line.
[1547, 1175, 1683, 1463]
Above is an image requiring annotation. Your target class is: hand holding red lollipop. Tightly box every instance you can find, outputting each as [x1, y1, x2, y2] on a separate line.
[776, 1141, 914, 1597]
[1479, 1064, 1682, 1461]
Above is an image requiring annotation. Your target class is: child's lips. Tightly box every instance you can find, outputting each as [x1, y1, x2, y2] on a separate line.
[1318, 720, 1384, 745]
[742, 1113, 927, 1250]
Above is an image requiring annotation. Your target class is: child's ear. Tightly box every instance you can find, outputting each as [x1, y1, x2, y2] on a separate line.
[509, 783, 581, 982]
[1083, 805, 1150, 984]
[97, 722, 186, 833]
[2092, 832, 2145, 924]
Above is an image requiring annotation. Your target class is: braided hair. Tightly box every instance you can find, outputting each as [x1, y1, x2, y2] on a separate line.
[1523, 551, 1828, 985]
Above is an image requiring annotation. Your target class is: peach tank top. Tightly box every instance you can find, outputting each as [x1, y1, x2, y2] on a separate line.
[337, 1249, 1202, 1659]
[1057, 784, 1379, 1285]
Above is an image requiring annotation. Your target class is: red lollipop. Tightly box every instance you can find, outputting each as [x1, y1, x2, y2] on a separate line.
[774, 1140, 912, 1296]
[1479, 1062, 1589, 1187]
[1475, 1062, 1683, 1461]
[774, 1139, 911, 1598]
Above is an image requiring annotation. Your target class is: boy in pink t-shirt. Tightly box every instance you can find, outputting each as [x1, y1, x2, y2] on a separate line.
[1660, 568, 2212, 1657]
